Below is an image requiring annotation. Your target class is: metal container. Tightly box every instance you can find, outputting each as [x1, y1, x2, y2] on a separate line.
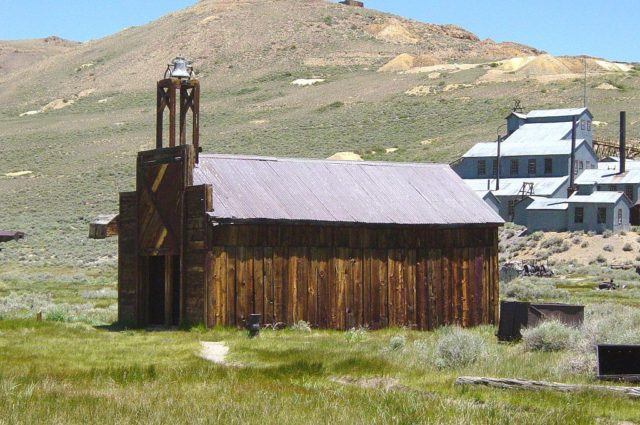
[597, 344, 640, 382]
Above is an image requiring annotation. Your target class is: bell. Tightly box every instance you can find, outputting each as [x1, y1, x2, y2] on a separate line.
[165, 56, 192, 80]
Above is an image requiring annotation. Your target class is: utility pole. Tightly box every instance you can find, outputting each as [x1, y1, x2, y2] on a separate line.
[583, 56, 588, 108]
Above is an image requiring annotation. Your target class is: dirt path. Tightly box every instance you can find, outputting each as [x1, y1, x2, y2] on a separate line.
[199, 341, 229, 364]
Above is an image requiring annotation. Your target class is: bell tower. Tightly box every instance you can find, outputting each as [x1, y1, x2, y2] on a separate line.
[156, 56, 201, 162]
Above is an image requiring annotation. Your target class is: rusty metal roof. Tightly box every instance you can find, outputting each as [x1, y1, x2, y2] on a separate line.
[193, 154, 503, 226]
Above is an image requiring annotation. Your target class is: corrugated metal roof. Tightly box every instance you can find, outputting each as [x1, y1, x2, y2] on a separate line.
[526, 196, 568, 210]
[568, 191, 628, 204]
[503, 122, 573, 144]
[576, 169, 640, 185]
[464, 176, 568, 197]
[463, 138, 585, 158]
[193, 154, 504, 226]
[526, 108, 588, 118]
[597, 159, 640, 171]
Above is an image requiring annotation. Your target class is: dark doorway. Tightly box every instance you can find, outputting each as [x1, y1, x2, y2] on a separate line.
[631, 205, 640, 226]
[147, 255, 181, 326]
[148, 256, 166, 325]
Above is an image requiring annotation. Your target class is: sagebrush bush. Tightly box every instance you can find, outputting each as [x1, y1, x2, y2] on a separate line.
[344, 326, 368, 343]
[434, 327, 486, 368]
[603, 230, 613, 239]
[501, 280, 568, 301]
[623, 243, 633, 252]
[603, 244, 614, 252]
[388, 335, 407, 351]
[521, 321, 579, 352]
[531, 232, 543, 242]
[541, 236, 563, 249]
[290, 320, 312, 332]
[581, 241, 589, 248]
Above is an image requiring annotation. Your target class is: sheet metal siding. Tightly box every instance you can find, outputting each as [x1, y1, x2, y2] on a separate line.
[193, 155, 503, 226]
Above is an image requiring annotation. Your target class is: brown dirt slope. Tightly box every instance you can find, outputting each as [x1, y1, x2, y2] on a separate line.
[0, 0, 541, 107]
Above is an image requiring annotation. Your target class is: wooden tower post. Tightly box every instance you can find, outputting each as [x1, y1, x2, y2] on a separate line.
[156, 57, 200, 162]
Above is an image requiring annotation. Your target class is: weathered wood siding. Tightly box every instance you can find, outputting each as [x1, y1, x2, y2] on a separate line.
[183, 184, 212, 324]
[117, 192, 139, 324]
[205, 224, 498, 330]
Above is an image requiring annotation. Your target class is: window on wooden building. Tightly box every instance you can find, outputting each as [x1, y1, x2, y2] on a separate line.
[618, 208, 623, 225]
[597, 208, 607, 224]
[544, 158, 553, 174]
[625, 185, 634, 200]
[510, 160, 519, 176]
[574, 207, 584, 224]
[492, 159, 498, 177]
[610, 185, 618, 192]
[528, 159, 536, 175]
[477, 160, 486, 176]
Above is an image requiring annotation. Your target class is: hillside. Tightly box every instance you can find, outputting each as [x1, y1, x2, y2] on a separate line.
[0, 0, 639, 270]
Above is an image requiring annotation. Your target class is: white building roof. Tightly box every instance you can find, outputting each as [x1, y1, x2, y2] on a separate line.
[504, 122, 573, 144]
[463, 138, 586, 158]
[568, 191, 629, 205]
[464, 176, 568, 197]
[576, 169, 640, 185]
[526, 108, 589, 119]
[597, 158, 640, 172]
[526, 196, 568, 210]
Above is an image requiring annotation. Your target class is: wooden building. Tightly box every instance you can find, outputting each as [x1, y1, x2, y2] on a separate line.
[117, 63, 504, 330]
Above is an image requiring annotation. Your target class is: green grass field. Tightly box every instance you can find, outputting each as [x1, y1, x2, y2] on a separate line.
[2, 256, 640, 424]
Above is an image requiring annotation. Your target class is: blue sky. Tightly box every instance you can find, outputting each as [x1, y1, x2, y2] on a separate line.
[0, 0, 637, 62]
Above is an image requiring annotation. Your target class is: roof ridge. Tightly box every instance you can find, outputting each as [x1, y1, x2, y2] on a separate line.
[198, 154, 448, 168]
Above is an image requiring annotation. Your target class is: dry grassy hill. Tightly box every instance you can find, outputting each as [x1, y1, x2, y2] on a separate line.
[0, 0, 639, 269]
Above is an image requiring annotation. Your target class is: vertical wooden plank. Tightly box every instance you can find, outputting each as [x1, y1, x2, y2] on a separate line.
[461, 248, 470, 327]
[482, 247, 489, 324]
[313, 248, 329, 328]
[434, 249, 445, 327]
[474, 249, 483, 326]
[363, 249, 372, 327]
[428, 249, 446, 327]
[295, 247, 308, 322]
[464, 248, 476, 326]
[335, 247, 348, 329]
[235, 246, 253, 326]
[225, 247, 236, 326]
[211, 247, 226, 326]
[351, 249, 364, 328]
[253, 247, 264, 322]
[307, 247, 318, 327]
[416, 248, 428, 330]
[273, 246, 287, 324]
[263, 247, 275, 325]
[442, 250, 457, 325]
[206, 252, 214, 327]
[404, 249, 417, 328]
[492, 235, 500, 324]
[379, 251, 389, 327]
[287, 247, 298, 324]
[387, 249, 406, 327]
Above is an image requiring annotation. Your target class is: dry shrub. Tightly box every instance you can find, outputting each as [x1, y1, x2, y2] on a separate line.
[434, 326, 486, 368]
[522, 321, 579, 352]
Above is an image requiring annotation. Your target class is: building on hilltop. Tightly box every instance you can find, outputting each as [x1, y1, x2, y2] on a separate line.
[461, 108, 635, 233]
[453, 107, 597, 222]
[116, 58, 503, 330]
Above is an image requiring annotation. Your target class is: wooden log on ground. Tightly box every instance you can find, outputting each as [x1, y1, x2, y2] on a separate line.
[455, 376, 640, 398]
